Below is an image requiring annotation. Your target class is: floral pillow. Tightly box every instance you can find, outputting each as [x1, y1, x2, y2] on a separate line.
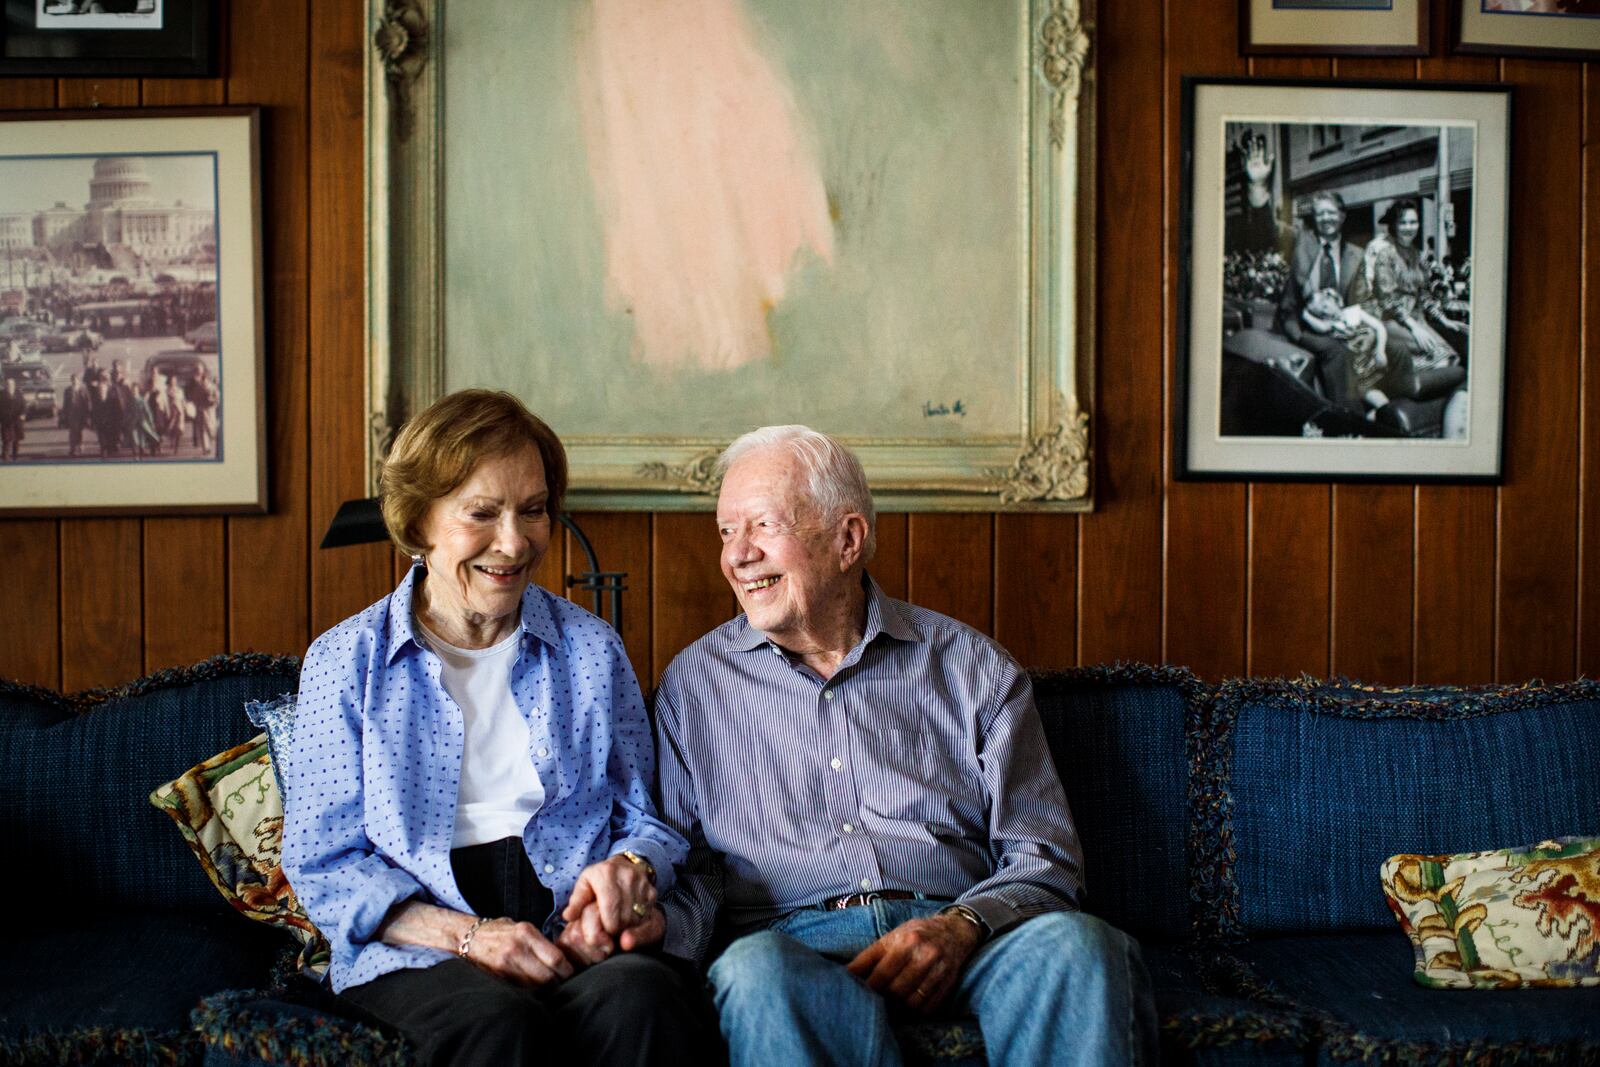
[1381, 837, 1600, 989]
[150, 730, 329, 979]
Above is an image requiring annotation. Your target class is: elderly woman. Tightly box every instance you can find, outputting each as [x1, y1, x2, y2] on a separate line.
[282, 389, 707, 1067]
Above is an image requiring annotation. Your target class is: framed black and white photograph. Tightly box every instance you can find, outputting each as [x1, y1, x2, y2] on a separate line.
[1, 0, 211, 77]
[1241, 0, 1432, 55]
[0, 108, 265, 516]
[1452, 0, 1600, 61]
[1177, 79, 1510, 482]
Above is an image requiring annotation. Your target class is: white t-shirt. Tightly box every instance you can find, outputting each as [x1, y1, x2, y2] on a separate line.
[418, 622, 546, 848]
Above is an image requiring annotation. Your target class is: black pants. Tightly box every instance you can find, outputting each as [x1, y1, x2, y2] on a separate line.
[340, 838, 715, 1067]
[1295, 330, 1362, 409]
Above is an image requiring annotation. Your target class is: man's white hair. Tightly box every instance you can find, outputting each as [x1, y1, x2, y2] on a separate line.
[717, 425, 877, 561]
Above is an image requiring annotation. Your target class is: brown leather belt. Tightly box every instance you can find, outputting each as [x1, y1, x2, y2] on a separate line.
[815, 890, 922, 911]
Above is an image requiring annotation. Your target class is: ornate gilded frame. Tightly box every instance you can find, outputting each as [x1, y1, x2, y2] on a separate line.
[365, 0, 1094, 511]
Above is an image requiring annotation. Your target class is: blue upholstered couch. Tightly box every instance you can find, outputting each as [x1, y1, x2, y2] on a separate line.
[2, 654, 1596, 1066]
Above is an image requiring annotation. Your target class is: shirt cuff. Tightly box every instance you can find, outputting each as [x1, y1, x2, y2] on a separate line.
[954, 894, 1026, 939]
[609, 839, 677, 895]
[343, 861, 428, 950]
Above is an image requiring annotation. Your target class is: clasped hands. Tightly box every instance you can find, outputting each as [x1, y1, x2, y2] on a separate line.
[463, 854, 660, 987]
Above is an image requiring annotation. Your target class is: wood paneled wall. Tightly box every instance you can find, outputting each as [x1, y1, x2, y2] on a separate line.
[2, 2, 1597, 692]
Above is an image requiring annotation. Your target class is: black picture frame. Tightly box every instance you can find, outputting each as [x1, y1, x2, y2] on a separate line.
[1176, 77, 1512, 484]
[1, 0, 214, 77]
[1450, 0, 1600, 62]
[1240, 0, 1433, 57]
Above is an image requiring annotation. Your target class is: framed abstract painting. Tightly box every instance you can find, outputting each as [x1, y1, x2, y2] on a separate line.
[366, 0, 1097, 511]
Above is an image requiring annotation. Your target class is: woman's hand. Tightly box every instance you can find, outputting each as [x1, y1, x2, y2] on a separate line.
[377, 902, 573, 987]
[561, 855, 657, 937]
[462, 917, 575, 987]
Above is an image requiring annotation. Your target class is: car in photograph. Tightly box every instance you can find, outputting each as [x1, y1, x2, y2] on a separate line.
[41, 328, 102, 353]
[0, 317, 49, 342]
[185, 320, 218, 351]
[2, 359, 57, 420]
[140, 350, 218, 396]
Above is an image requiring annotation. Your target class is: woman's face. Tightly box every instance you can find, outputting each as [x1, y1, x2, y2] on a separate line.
[417, 446, 551, 640]
[1395, 207, 1420, 247]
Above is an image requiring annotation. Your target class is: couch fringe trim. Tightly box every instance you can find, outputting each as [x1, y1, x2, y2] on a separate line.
[0, 652, 302, 714]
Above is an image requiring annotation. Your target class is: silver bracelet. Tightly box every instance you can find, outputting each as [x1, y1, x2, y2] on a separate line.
[457, 915, 494, 958]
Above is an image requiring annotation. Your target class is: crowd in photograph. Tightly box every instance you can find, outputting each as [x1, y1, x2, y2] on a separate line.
[1223, 247, 1471, 314]
[62, 355, 217, 460]
[0, 352, 217, 463]
[26, 277, 216, 340]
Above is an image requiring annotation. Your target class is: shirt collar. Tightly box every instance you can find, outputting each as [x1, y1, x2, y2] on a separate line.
[385, 563, 561, 664]
[724, 572, 921, 654]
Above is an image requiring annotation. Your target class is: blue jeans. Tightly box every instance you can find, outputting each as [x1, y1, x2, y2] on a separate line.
[707, 899, 1156, 1067]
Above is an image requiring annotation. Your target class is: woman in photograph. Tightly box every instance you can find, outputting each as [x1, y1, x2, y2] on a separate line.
[1363, 198, 1468, 373]
[282, 389, 710, 1067]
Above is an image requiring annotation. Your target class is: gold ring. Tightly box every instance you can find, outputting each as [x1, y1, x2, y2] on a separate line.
[632, 902, 648, 917]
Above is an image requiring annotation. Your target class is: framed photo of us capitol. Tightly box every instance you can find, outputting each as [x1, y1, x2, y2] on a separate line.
[1176, 79, 1510, 483]
[0, 108, 264, 517]
[366, 0, 1096, 511]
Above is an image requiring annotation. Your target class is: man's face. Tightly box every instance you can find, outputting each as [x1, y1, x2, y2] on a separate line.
[1312, 198, 1345, 240]
[717, 449, 852, 647]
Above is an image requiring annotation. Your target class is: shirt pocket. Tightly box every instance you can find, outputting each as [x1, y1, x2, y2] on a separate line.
[855, 727, 978, 825]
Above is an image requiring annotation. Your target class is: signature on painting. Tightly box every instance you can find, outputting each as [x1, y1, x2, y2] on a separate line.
[923, 400, 967, 418]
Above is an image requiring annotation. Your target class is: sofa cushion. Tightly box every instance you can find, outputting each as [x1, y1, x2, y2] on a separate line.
[150, 730, 331, 979]
[1198, 678, 1600, 939]
[0, 910, 288, 1037]
[1031, 666, 1202, 941]
[193, 984, 412, 1067]
[1229, 933, 1600, 1058]
[1143, 943, 1312, 1066]
[1382, 836, 1600, 989]
[0, 654, 302, 913]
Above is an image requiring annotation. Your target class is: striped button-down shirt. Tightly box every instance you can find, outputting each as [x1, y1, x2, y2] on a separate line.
[655, 576, 1083, 965]
[282, 566, 686, 992]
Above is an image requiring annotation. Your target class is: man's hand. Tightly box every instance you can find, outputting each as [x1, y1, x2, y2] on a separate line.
[556, 901, 667, 967]
[462, 918, 575, 987]
[845, 912, 983, 1015]
[562, 854, 657, 936]
[1244, 135, 1275, 208]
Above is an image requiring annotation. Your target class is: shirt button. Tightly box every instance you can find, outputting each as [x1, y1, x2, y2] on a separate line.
[860, 878, 872, 889]
[536, 747, 549, 758]
[823, 690, 835, 701]
[842, 822, 854, 834]
[830, 757, 842, 770]
[544, 864, 555, 873]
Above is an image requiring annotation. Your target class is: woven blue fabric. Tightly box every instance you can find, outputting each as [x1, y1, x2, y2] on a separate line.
[1225, 683, 1600, 934]
[1232, 933, 1600, 1051]
[0, 660, 301, 913]
[0, 911, 286, 1035]
[1032, 667, 1199, 940]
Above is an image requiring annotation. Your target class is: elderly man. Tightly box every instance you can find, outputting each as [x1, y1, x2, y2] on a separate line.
[1278, 190, 1369, 410]
[637, 425, 1154, 1066]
